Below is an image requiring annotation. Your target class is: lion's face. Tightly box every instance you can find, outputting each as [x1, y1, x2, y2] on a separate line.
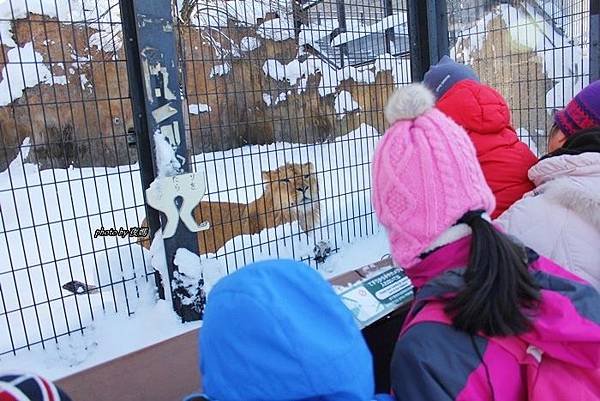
[262, 162, 319, 210]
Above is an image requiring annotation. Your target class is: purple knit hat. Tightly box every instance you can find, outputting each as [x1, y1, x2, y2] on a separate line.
[372, 83, 495, 269]
[554, 80, 600, 137]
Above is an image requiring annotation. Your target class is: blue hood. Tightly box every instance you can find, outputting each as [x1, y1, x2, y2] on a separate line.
[199, 259, 380, 401]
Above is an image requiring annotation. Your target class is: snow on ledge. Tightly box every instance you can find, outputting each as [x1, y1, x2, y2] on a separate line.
[330, 12, 407, 47]
[257, 17, 296, 42]
[210, 63, 231, 78]
[240, 36, 261, 52]
[189, 103, 212, 115]
[0, 43, 67, 106]
[334, 90, 360, 119]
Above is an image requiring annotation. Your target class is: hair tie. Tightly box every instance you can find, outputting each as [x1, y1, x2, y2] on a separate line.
[457, 210, 486, 225]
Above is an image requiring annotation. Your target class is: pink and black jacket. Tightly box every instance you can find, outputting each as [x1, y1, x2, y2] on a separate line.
[391, 234, 600, 401]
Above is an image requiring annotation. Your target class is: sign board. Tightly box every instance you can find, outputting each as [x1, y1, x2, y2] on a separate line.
[337, 267, 413, 329]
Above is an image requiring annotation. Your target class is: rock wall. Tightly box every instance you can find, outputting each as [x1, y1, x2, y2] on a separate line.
[0, 13, 400, 170]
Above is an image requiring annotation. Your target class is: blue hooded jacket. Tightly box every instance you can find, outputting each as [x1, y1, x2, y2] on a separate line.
[191, 259, 394, 401]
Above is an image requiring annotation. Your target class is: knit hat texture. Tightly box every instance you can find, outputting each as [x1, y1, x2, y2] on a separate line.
[373, 83, 495, 268]
[554, 80, 600, 137]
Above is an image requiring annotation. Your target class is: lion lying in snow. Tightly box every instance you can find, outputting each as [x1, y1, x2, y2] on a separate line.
[139, 162, 321, 254]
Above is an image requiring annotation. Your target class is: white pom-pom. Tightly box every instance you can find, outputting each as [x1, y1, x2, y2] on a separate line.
[384, 83, 435, 124]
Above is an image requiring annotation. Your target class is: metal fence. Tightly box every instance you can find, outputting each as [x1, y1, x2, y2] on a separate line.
[448, 0, 593, 155]
[0, 0, 596, 356]
[174, 0, 410, 275]
[0, 0, 151, 357]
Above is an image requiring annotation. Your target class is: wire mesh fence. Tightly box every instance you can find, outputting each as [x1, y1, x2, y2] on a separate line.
[0, 0, 412, 356]
[173, 0, 410, 274]
[0, 0, 594, 358]
[0, 0, 153, 357]
[447, 0, 592, 156]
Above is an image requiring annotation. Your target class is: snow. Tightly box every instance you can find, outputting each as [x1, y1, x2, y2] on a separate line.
[240, 36, 261, 52]
[0, 285, 201, 380]
[330, 12, 408, 47]
[80, 74, 90, 91]
[209, 63, 231, 78]
[262, 59, 302, 83]
[153, 132, 181, 177]
[0, 122, 386, 377]
[451, 3, 589, 110]
[321, 230, 390, 279]
[256, 17, 296, 42]
[262, 55, 383, 98]
[190, 0, 292, 28]
[1, 0, 588, 381]
[334, 90, 359, 119]
[51, 75, 68, 85]
[0, 43, 52, 106]
[196, 123, 382, 261]
[0, 0, 121, 52]
[0, 140, 154, 373]
[188, 103, 211, 115]
[262, 92, 288, 106]
[174, 248, 226, 297]
[374, 53, 412, 85]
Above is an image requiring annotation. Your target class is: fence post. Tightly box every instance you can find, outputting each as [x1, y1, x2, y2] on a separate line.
[336, 0, 348, 67]
[591, 0, 600, 82]
[120, 0, 203, 322]
[120, 0, 165, 298]
[383, 0, 395, 54]
[407, 0, 449, 81]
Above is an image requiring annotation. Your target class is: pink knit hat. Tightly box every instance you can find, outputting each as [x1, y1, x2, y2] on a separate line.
[372, 83, 495, 268]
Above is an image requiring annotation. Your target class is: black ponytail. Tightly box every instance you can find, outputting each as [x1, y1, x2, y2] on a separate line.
[444, 211, 540, 337]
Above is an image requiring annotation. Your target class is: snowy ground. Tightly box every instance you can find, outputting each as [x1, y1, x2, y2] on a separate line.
[0, 123, 389, 378]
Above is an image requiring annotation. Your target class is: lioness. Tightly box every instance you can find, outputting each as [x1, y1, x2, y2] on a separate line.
[139, 162, 320, 254]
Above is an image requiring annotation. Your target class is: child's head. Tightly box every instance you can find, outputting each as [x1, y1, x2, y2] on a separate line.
[423, 55, 480, 99]
[373, 83, 495, 268]
[373, 84, 539, 337]
[552, 80, 600, 150]
[198, 259, 376, 401]
[0, 373, 72, 400]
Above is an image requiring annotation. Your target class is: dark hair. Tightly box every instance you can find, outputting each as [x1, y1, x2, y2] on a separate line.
[549, 122, 560, 138]
[444, 211, 540, 337]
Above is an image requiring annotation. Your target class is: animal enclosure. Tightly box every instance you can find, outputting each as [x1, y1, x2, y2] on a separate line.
[0, 0, 596, 359]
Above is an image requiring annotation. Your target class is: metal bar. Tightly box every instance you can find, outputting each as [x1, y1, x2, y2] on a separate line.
[430, 0, 449, 63]
[407, 0, 449, 81]
[121, 0, 202, 322]
[383, 0, 395, 54]
[120, 0, 165, 299]
[408, 0, 427, 81]
[336, 0, 348, 68]
[591, 0, 600, 82]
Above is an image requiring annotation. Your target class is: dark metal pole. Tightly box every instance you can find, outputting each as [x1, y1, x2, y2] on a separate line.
[591, 0, 600, 82]
[120, 0, 164, 298]
[430, 0, 449, 63]
[120, 0, 202, 322]
[336, 0, 348, 68]
[383, 0, 395, 54]
[408, 0, 449, 81]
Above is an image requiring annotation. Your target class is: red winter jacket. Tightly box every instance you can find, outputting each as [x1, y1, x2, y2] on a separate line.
[437, 80, 537, 218]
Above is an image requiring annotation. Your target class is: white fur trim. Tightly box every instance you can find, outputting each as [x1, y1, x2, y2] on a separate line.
[540, 177, 600, 231]
[423, 223, 472, 254]
[422, 213, 491, 254]
[384, 83, 435, 124]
